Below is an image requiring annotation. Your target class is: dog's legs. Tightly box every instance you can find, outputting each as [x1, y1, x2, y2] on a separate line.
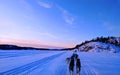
[77, 71, 80, 75]
[72, 71, 74, 75]
[77, 73, 80, 75]
[69, 70, 71, 75]
[79, 72, 80, 75]
[69, 70, 74, 75]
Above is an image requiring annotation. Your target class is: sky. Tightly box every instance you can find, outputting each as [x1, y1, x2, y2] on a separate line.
[0, 0, 120, 48]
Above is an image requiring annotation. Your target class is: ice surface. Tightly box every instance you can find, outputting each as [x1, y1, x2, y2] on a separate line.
[0, 50, 120, 75]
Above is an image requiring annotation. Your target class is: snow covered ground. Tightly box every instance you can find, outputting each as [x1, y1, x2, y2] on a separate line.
[78, 42, 120, 53]
[0, 50, 120, 75]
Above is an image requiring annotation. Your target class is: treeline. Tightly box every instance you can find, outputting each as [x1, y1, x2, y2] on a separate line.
[74, 36, 120, 49]
[92, 36, 120, 46]
[0, 44, 49, 50]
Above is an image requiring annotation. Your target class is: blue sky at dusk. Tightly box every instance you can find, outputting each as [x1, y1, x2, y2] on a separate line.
[0, 0, 120, 48]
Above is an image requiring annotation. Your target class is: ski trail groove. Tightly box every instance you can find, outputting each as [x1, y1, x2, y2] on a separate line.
[0, 52, 66, 75]
[80, 55, 99, 75]
[81, 61, 97, 75]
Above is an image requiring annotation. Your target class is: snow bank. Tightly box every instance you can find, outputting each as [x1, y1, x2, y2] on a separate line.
[78, 42, 120, 53]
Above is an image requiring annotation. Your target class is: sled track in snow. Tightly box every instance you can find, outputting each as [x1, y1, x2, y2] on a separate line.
[0, 52, 66, 75]
[80, 54, 99, 75]
[81, 61, 98, 75]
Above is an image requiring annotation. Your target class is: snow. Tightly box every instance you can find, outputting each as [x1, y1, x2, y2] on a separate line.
[79, 52, 120, 75]
[0, 50, 120, 75]
[78, 42, 120, 53]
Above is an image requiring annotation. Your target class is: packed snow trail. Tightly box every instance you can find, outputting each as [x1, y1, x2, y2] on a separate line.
[0, 52, 66, 75]
[78, 52, 98, 75]
[81, 59, 98, 75]
[0, 50, 120, 75]
[28, 51, 72, 75]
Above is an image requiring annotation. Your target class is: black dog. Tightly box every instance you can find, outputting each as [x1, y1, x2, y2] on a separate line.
[76, 58, 81, 75]
[68, 53, 81, 75]
[69, 58, 74, 75]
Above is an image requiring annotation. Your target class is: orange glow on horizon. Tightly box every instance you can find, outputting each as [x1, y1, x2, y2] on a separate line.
[0, 38, 75, 49]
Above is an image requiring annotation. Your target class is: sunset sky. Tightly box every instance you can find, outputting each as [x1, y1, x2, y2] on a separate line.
[0, 0, 120, 48]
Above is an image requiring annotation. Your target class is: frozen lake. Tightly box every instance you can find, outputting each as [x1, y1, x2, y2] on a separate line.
[0, 50, 120, 75]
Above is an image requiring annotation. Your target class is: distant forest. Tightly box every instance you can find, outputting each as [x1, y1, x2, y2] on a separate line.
[63, 36, 120, 50]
